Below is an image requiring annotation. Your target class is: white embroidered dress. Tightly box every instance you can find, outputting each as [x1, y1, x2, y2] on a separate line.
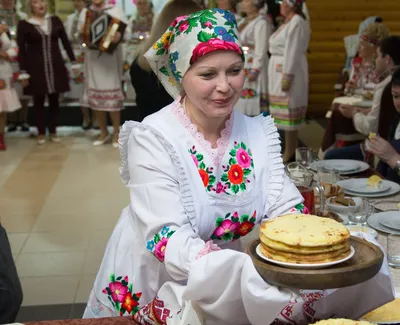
[78, 5, 130, 111]
[83, 99, 394, 325]
[0, 32, 21, 113]
[268, 15, 310, 131]
[236, 15, 272, 116]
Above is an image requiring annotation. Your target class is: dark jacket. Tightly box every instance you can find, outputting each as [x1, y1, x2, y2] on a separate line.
[17, 16, 75, 96]
[0, 224, 23, 324]
[129, 58, 173, 122]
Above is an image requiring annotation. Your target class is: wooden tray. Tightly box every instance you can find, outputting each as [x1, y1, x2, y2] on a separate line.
[247, 236, 383, 289]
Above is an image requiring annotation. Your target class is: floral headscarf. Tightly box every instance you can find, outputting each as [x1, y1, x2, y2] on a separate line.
[144, 8, 244, 99]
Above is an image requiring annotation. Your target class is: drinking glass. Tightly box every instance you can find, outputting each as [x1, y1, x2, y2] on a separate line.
[295, 147, 311, 169]
[388, 235, 400, 268]
[317, 167, 340, 184]
[348, 198, 371, 230]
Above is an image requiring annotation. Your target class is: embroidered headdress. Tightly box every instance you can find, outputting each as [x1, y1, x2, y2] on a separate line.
[359, 22, 390, 47]
[144, 8, 244, 99]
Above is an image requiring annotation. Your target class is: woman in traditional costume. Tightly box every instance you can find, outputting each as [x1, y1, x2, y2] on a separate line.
[83, 9, 393, 325]
[268, 0, 310, 163]
[17, 0, 77, 144]
[319, 22, 390, 157]
[236, 0, 272, 117]
[0, 22, 20, 150]
[79, 0, 130, 148]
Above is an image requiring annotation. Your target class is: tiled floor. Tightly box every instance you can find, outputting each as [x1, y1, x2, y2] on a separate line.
[0, 122, 325, 322]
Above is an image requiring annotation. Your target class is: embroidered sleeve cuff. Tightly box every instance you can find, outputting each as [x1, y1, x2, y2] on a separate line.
[146, 226, 177, 263]
[18, 72, 30, 80]
[281, 73, 294, 91]
[286, 203, 310, 215]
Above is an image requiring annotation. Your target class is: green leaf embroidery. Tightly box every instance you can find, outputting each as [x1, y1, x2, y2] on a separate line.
[234, 142, 240, 149]
[222, 232, 233, 241]
[199, 161, 206, 169]
[196, 153, 204, 161]
[251, 161, 254, 168]
[210, 234, 218, 240]
[116, 276, 123, 281]
[106, 287, 112, 295]
[229, 157, 237, 165]
[110, 274, 116, 282]
[154, 233, 161, 244]
[108, 296, 115, 307]
[225, 212, 231, 219]
[240, 142, 247, 150]
[233, 233, 241, 240]
[159, 66, 169, 76]
[133, 306, 140, 314]
[209, 175, 216, 185]
[221, 174, 228, 182]
[170, 34, 175, 45]
[115, 302, 120, 310]
[240, 183, 247, 191]
[121, 280, 128, 286]
[216, 217, 224, 227]
[128, 283, 133, 293]
[156, 48, 165, 56]
[250, 217, 256, 223]
[231, 217, 239, 223]
[167, 230, 175, 238]
[232, 184, 239, 194]
[197, 30, 214, 43]
[240, 214, 249, 222]
[229, 149, 236, 157]
[185, 19, 198, 34]
[243, 168, 252, 176]
[225, 21, 236, 29]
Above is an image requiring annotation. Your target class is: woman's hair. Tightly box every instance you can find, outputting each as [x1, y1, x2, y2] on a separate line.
[361, 22, 391, 46]
[137, 0, 202, 71]
[380, 36, 400, 66]
[25, 0, 47, 16]
[392, 66, 400, 87]
[252, 0, 265, 10]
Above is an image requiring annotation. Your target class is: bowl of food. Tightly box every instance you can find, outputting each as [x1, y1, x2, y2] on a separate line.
[314, 183, 344, 204]
[326, 194, 362, 214]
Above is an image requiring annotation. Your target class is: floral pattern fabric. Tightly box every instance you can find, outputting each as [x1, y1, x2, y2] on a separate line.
[146, 226, 176, 262]
[211, 211, 257, 242]
[189, 142, 254, 195]
[102, 274, 142, 316]
[144, 8, 244, 99]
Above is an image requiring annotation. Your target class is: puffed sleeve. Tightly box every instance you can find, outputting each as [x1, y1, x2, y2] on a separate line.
[282, 15, 310, 91]
[119, 122, 299, 325]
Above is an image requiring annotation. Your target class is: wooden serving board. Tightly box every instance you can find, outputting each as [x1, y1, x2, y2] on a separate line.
[247, 236, 383, 289]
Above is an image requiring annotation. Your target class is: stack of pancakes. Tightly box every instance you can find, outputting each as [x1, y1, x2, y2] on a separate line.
[312, 319, 374, 325]
[260, 214, 351, 264]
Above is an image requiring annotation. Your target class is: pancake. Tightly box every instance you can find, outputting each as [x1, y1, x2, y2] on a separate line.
[260, 244, 351, 264]
[361, 298, 400, 323]
[312, 319, 374, 325]
[261, 214, 350, 247]
[260, 233, 350, 254]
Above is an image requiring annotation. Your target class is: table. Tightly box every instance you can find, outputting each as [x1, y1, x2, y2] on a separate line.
[26, 317, 133, 325]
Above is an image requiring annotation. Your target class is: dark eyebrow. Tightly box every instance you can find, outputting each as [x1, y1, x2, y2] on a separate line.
[196, 60, 243, 70]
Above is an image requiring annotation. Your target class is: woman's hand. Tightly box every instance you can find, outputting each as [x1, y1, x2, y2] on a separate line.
[0, 50, 9, 60]
[368, 135, 398, 164]
[338, 104, 356, 119]
[0, 24, 8, 35]
[111, 31, 121, 44]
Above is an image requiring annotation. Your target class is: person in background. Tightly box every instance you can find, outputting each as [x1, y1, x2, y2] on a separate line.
[368, 67, 400, 183]
[268, 0, 310, 162]
[319, 22, 390, 157]
[0, 222, 23, 324]
[64, 0, 88, 128]
[79, 0, 130, 148]
[322, 35, 400, 161]
[17, 0, 77, 144]
[217, 0, 241, 22]
[130, 0, 201, 122]
[0, 23, 20, 150]
[0, 0, 29, 133]
[236, 0, 272, 117]
[129, 0, 154, 35]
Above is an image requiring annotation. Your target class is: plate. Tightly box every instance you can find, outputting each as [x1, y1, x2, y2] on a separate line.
[326, 196, 362, 214]
[368, 212, 400, 235]
[256, 244, 355, 269]
[353, 100, 373, 108]
[341, 180, 400, 198]
[247, 237, 383, 289]
[338, 179, 391, 194]
[378, 211, 400, 231]
[310, 160, 369, 175]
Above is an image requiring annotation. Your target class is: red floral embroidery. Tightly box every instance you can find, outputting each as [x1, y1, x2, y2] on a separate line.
[228, 164, 244, 184]
[102, 274, 142, 316]
[211, 211, 256, 242]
